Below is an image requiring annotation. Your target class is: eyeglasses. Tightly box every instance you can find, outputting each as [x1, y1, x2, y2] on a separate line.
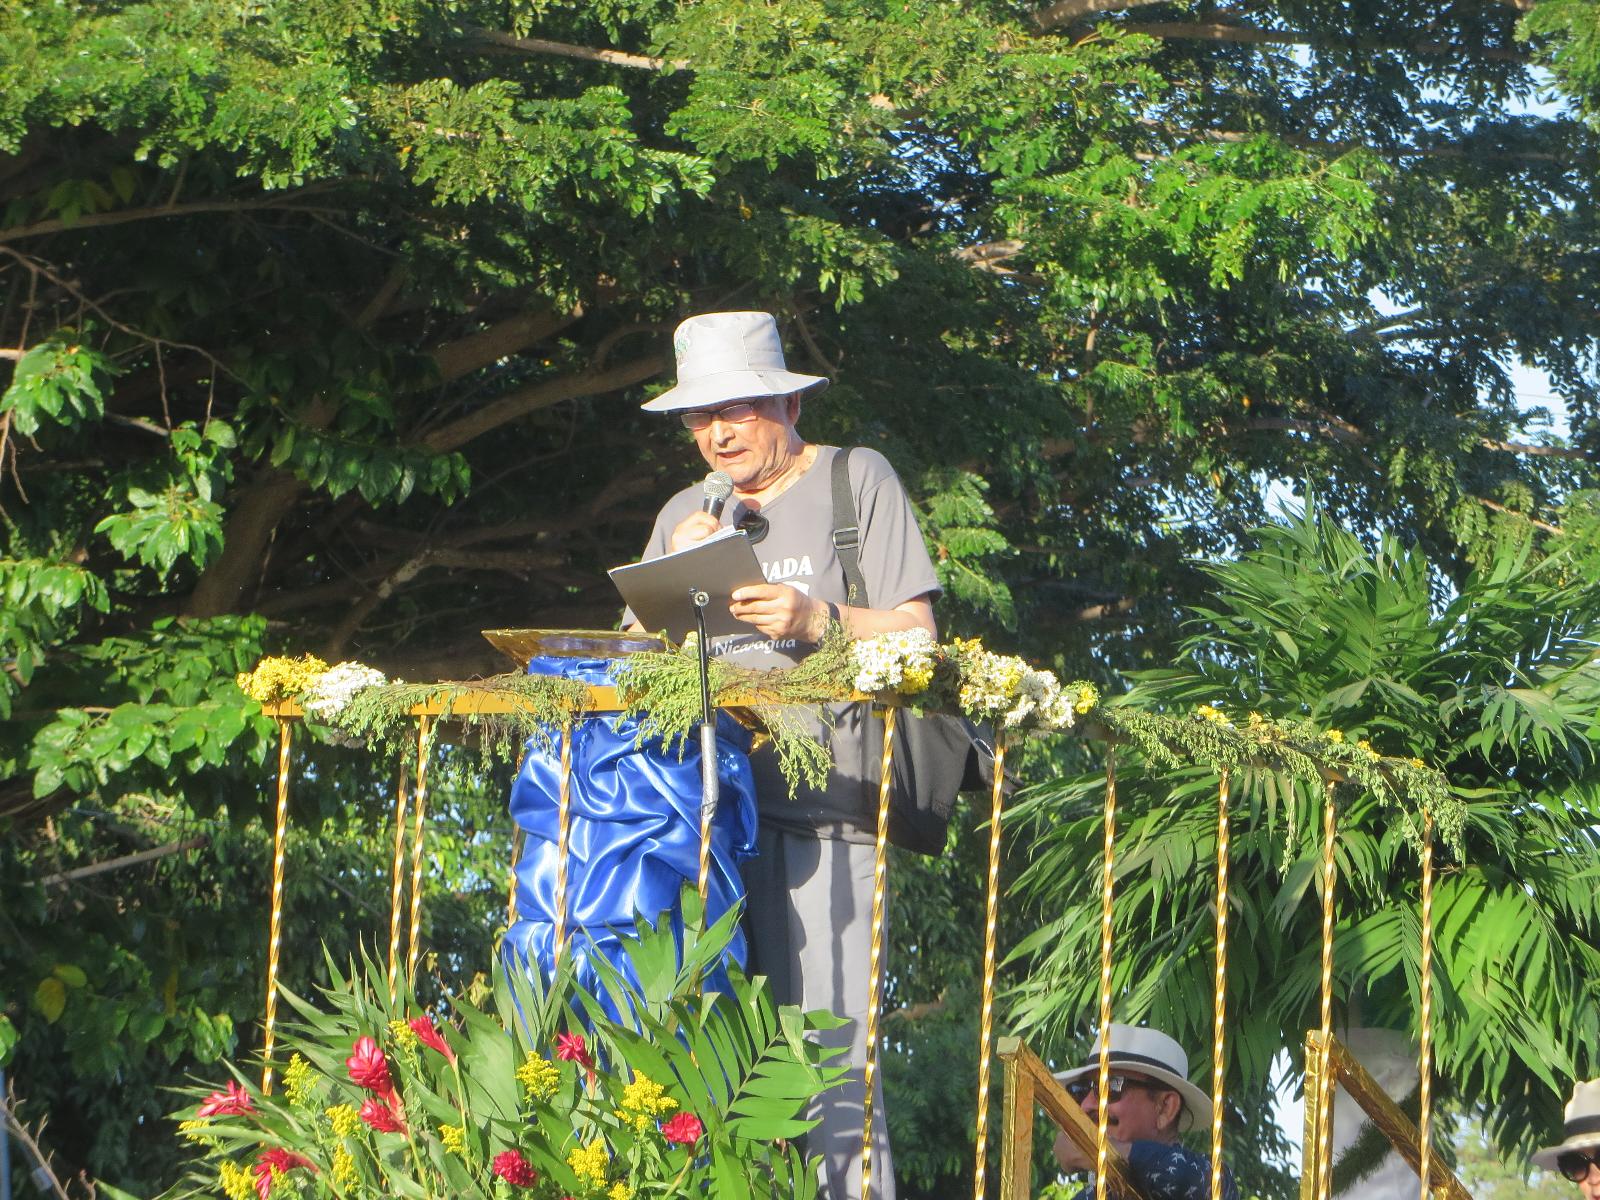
[1064, 1073, 1169, 1104]
[679, 400, 769, 430]
[1557, 1150, 1600, 1182]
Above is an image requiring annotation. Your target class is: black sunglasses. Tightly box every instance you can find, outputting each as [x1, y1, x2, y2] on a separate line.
[1557, 1149, 1600, 1182]
[1064, 1073, 1170, 1104]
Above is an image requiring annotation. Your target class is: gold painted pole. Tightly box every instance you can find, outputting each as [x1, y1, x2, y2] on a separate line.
[860, 705, 898, 1200]
[1417, 811, 1435, 1200]
[1317, 783, 1338, 1200]
[261, 719, 292, 1094]
[507, 827, 525, 929]
[1210, 770, 1231, 1200]
[971, 730, 1008, 1200]
[697, 731, 715, 904]
[553, 726, 574, 962]
[1299, 1031, 1326, 1200]
[406, 716, 431, 986]
[386, 761, 410, 1003]
[1095, 754, 1118, 1198]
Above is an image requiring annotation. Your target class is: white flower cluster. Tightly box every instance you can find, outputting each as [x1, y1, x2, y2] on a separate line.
[850, 628, 939, 695]
[301, 661, 387, 722]
[958, 646, 1082, 731]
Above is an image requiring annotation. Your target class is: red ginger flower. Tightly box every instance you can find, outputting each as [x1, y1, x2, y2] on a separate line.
[554, 1032, 593, 1070]
[196, 1080, 254, 1118]
[358, 1095, 405, 1134]
[252, 1148, 313, 1199]
[408, 1016, 456, 1064]
[346, 1035, 394, 1096]
[660, 1112, 704, 1146]
[491, 1149, 538, 1188]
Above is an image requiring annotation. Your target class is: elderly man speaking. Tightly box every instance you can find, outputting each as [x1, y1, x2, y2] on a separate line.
[628, 310, 940, 1199]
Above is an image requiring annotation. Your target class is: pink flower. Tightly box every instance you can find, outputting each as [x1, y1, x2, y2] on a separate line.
[660, 1112, 704, 1146]
[196, 1080, 254, 1118]
[346, 1036, 394, 1096]
[408, 1016, 456, 1064]
[554, 1032, 593, 1070]
[252, 1148, 312, 1199]
[358, 1095, 405, 1134]
[491, 1149, 538, 1188]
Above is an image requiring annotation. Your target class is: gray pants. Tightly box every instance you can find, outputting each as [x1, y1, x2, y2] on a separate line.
[743, 825, 896, 1200]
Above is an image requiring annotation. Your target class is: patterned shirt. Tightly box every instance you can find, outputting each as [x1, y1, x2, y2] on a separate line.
[1070, 1140, 1239, 1200]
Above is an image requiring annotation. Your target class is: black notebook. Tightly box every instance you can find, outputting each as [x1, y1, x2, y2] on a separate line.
[609, 528, 765, 644]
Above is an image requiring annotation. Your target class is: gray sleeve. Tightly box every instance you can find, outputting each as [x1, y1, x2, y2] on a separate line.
[851, 448, 941, 611]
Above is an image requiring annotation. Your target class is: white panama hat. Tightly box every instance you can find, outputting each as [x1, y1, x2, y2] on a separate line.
[1533, 1079, 1600, 1170]
[640, 311, 829, 414]
[1052, 1023, 1214, 1134]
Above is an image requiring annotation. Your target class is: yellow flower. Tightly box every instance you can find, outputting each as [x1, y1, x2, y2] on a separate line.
[219, 1162, 254, 1200]
[1246, 711, 1265, 729]
[332, 1145, 358, 1188]
[283, 1053, 318, 1107]
[900, 664, 933, 694]
[568, 1139, 610, 1187]
[237, 655, 330, 703]
[1195, 704, 1227, 724]
[440, 1124, 467, 1156]
[388, 1018, 418, 1052]
[1073, 683, 1100, 714]
[516, 1051, 560, 1102]
[1410, 757, 1427, 769]
[609, 1183, 633, 1200]
[178, 1119, 217, 1146]
[326, 1104, 361, 1138]
[1356, 739, 1379, 760]
[1326, 729, 1345, 744]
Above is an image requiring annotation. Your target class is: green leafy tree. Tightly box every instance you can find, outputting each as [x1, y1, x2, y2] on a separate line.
[1010, 504, 1600, 1195]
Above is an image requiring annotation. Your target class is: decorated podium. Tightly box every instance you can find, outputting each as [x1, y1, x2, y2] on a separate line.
[184, 626, 1465, 1200]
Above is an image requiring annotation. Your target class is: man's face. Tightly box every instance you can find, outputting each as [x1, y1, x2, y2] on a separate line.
[1578, 1157, 1600, 1200]
[687, 395, 802, 493]
[1078, 1071, 1181, 1145]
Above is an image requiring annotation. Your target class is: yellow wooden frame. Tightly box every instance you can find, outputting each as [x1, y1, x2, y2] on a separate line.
[1299, 1031, 1471, 1200]
[996, 1036, 1150, 1200]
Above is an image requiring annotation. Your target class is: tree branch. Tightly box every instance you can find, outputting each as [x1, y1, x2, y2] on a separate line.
[0, 184, 349, 243]
[39, 836, 209, 887]
[1122, 21, 1529, 64]
[1478, 496, 1561, 534]
[430, 304, 585, 384]
[1034, 0, 1171, 32]
[464, 26, 685, 71]
[421, 351, 667, 453]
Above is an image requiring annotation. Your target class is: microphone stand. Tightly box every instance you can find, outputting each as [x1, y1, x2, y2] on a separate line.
[690, 588, 719, 861]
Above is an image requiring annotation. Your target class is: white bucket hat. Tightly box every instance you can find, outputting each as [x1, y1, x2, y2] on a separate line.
[1533, 1079, 1600, 1169]
[1053, 1024, 1213, 1134]
[640, 311, 829, 413]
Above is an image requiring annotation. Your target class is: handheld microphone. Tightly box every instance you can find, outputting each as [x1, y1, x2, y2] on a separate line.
[701, 470, 734, 520]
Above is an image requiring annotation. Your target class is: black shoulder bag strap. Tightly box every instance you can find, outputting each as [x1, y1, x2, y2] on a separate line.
[830, 447, 868, 607]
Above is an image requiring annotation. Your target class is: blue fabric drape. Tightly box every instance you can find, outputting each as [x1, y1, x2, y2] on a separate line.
[501, 655, 758, 1009]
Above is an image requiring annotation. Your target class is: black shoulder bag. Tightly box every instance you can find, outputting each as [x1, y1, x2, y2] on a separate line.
[831, 448, 997, 855]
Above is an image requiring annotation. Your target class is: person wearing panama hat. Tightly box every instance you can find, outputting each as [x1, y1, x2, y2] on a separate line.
[1534, 1080, 1600, 1196]
[627, 310, 943, 1200]
[1051, 1024, 1238, 1200]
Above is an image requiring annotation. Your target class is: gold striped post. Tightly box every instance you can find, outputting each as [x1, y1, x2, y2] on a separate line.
[971, 731, 1009, 1200]
[386, 761, 410, 1003]
[1417, 811, 1435, 1200]
[553, 726, 574, 962]
[1316, 782, 1338, 1200]
[406, 716, 432, 985]
[1210, 770, 1231, 1200]
[261, 719, 292, 1094]
[1095, 754, 1118, 1197]
[860, 705, 899, 1200]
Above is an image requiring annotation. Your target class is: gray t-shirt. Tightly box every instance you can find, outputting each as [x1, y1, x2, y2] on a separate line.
[635, 445, 941, 839]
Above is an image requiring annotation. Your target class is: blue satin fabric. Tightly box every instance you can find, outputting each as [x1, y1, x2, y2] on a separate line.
[502, 655, 758, 1011]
